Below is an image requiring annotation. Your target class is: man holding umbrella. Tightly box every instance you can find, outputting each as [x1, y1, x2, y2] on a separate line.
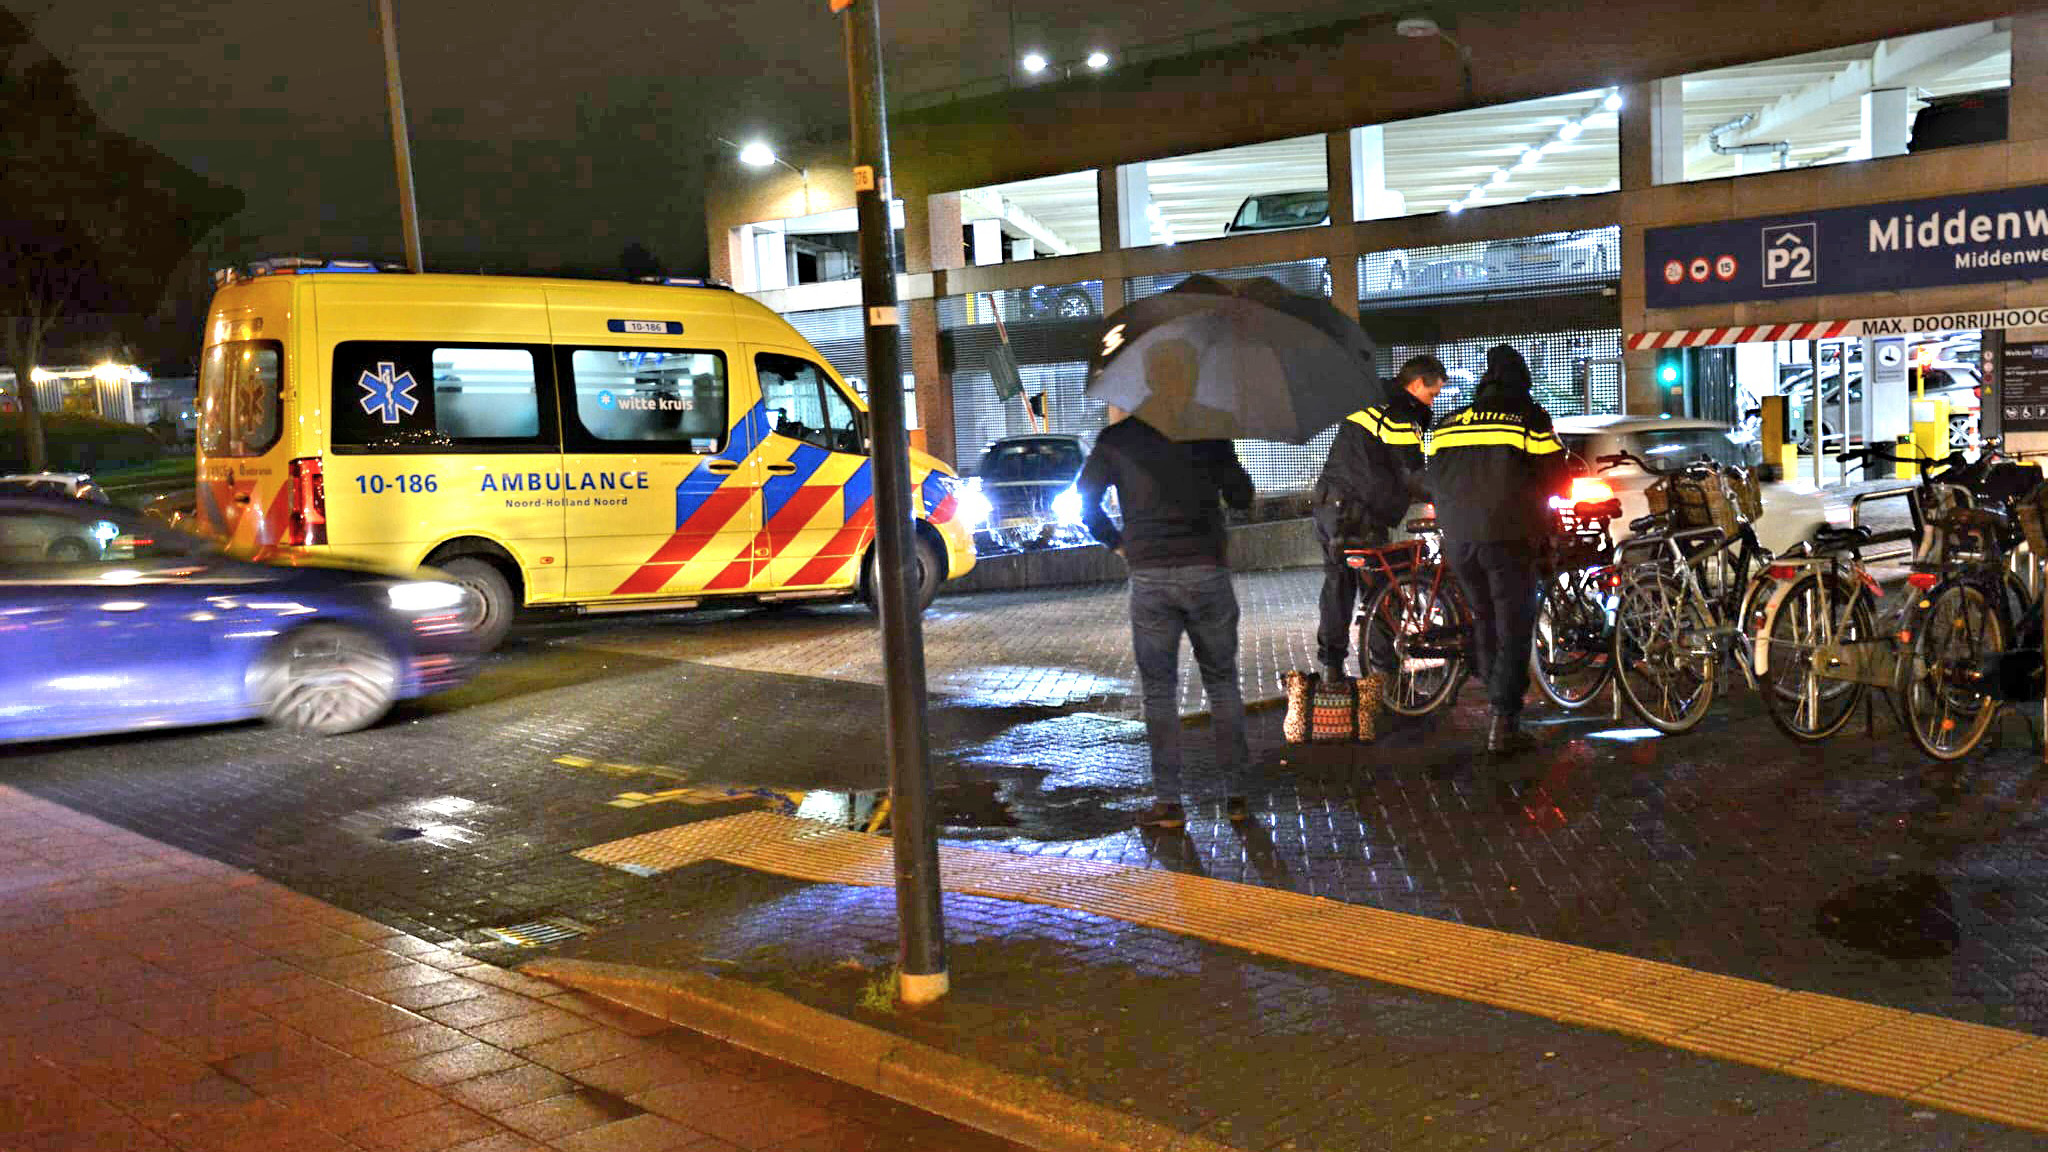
[1425, 345, 1571, 755]
[1081, 275, 1376, 829]
[1309, 354, 1447, 684]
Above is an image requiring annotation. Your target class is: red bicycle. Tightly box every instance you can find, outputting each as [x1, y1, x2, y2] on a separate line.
[1344, 517, 1471, 716]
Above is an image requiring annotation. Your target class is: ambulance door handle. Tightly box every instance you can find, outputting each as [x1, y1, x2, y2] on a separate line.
[764, 463, 798, 475]
[705, 460, 740, 474]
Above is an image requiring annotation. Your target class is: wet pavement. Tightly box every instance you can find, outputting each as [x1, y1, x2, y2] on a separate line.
[5, 564, 2048, 1146]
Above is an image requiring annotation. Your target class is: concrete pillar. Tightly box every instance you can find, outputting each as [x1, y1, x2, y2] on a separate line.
[909, 297, 954, 468]
[1116, 163, 1151, 247]
[899, 191, 932, 275]
[1623, 347, 1663, 415]
[1629, 76, 1686, 187]
[1349, 126, 1404, 219]
[925, 192, 964, 273]
[1095, 167, 1125, 315]
[752, 225, 790, 291]
[1861, 88, 1911, 159]
[970, 218, 1003, 266]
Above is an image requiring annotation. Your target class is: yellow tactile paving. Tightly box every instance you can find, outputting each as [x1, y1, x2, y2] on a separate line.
[576, 812, 2048, 1132]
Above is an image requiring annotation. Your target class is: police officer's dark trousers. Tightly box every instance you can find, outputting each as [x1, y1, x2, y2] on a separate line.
[1445, 539, 1539, 716]
[1315, 531, 1389, 674]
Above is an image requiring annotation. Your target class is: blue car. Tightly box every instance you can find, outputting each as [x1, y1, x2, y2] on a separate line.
[0, 496, 481, 742]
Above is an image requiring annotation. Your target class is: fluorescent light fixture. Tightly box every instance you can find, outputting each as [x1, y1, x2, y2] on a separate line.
[737, 141, 777, 168]
[1604, 91, 1624, 112]
[1490, 168, 1509, 185]
[1022, 52, 1048, 73]
[1447, 201, 1465, 215]
[1085, 50, 1109, 69]
[1559, 121, 1583, 141]
[1518, 148, 1541, 168]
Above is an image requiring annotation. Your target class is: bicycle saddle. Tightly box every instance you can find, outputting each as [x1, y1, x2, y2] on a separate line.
[1628, 515, 1660, 533]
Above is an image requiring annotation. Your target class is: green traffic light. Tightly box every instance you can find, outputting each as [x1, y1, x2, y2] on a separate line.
[1659, 363, 1679, 384]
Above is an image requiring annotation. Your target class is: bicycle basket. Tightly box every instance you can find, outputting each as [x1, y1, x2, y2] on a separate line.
[1644, 477, 1671, 517]
[2018, 482, 2048, 560]
[1729, 468, 1764, 522]
[1666, 475, 1735, 534]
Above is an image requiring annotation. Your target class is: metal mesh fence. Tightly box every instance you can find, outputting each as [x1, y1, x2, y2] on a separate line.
[1391, 328, 1624, 425]
[939, 289, 1105, 476]
[780, 305, 916, 426]
[1125, 257, 1333, 302]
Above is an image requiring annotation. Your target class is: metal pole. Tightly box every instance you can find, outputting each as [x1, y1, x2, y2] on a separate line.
[376, 0, 424, 273]
[837, 0, 947, 1006]
[1809, 339, 1822, 487]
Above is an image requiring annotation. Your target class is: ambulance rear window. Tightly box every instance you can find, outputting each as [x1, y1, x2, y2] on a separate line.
[198, 340, 282, 458]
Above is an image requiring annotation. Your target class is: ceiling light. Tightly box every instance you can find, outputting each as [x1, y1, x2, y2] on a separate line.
[1086, 50, 1109, 70]
[737, 141, 777, 168]
[1518, 148, 1541, 167]
[1558, 121, 1583, 141]
[1490, 168, 1509, 185]
[1604, 91, 1624, 112]
[1022, 52, 1048, 73]
[1447, 201, 1465, 215]
[1396, 17, 1442, 37]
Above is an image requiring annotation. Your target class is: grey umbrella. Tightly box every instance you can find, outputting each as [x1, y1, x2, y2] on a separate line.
[1083, 275, 1379, 443]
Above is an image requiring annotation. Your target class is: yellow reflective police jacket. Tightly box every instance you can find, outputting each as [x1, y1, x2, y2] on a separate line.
[1424, 390, 1571, 543]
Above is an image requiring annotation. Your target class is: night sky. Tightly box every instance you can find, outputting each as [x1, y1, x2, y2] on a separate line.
[20, 0, 1378, 283]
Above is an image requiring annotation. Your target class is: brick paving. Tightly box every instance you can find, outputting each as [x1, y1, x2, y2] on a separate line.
[0, 785, 1027, 1152]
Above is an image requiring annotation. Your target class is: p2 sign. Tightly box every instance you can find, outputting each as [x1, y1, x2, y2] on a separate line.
[1761, 224, 1816, 289]
[1646, 183, 2048, 308]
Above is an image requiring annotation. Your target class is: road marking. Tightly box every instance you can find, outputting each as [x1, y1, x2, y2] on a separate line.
[576, 811, 2048, 1133]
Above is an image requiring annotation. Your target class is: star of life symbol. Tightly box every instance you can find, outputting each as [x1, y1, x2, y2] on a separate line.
[357, 361, 419, 424]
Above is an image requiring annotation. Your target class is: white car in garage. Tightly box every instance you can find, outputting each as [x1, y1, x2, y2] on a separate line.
[1552, 415, 1825, 555]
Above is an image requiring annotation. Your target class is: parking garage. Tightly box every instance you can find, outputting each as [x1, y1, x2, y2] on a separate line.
[707, 10, 2041, 505]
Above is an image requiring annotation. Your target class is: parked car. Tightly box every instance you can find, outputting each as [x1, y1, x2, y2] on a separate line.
[1022, 282, 1101, 321]
[0, 497, 481, 742]
[1222, 190, 1328, 234]
[967, 434, 1096, 553]
[1759, 360, 1978, 451]
[1404, 259, 1488, 294]
[1553, 415, 1825, 555]
[0, 472, 111, 503]
[1480, 230, 1616, 285]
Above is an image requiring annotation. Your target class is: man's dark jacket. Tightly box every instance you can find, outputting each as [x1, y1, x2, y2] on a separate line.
[1075, 417, 1254, 568]
[1426, 379, 1572, 544]
[1310, 386, 1432, 545]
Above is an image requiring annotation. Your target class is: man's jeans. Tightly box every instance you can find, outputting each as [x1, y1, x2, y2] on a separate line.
[1128, 565, 1249, 802]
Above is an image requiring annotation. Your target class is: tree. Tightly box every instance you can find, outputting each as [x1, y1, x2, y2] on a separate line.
[0, 9, 241, 468]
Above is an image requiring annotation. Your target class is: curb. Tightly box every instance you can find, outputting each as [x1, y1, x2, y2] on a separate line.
[1181, 693, 1286, 727]
[521, 957, 1238, 1152]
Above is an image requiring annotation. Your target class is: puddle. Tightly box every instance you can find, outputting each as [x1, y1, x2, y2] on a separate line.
[796, 780, 1018, 832]
[1815, 872, 1959, 959]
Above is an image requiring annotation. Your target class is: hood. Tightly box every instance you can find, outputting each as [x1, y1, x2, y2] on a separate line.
[1475, 344, 1533, 405]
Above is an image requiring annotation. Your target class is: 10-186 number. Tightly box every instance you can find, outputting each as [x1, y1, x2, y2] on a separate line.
[355, 474, 438, 495]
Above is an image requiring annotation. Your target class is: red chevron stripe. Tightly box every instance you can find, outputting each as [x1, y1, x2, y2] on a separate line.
[764, 485, 839, 545]
[787, 498, 875, 587]
[705, 556, 754, 589]
[612, 486, 754, 594]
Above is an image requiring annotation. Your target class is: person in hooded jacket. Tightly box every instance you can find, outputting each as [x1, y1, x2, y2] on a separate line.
[1309, 354, 1446, 683]
[1425, 345, 1572, 754]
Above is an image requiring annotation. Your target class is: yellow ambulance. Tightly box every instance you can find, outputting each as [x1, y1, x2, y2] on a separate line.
[195, 258, 979, 648]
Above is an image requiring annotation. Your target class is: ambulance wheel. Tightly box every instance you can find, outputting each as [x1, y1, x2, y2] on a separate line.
[252, 624, 399, 735]
[865, 536, 944, 615]
[437, 557, 515, 651]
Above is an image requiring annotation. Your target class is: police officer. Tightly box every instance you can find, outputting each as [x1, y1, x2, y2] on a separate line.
[1309, 354, 1446, 684]
[1425, 345, 1571, 754]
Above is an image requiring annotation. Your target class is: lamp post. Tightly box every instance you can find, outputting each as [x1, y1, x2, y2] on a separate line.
[1395, 17, 1474, 105]
[1018, 49, 1112, 82]
[721, 137, 813, 216]
[373, 0, 423, 273]
[833, 0, 948, 1007]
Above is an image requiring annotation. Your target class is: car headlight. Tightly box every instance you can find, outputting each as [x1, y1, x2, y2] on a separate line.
[954, 477, 993, 529]
[388, 580, 467, 613]
[92, 520, 120, 543]
[1052, 485, 1084, 526]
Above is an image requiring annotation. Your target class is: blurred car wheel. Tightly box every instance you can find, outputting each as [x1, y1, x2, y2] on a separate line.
[252, 623, 399, 735]
[44, 536, 94, 562]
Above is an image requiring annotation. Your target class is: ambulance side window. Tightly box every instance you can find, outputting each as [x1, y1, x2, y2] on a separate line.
[330, 342, 555, 453]
[757, 353, 862, 455]
[560, 348, 728, 450]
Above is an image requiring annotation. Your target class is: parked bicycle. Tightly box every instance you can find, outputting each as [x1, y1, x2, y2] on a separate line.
[1606, 453, 1775, 734]
[1346, 515, 1469, 716]
[1529, 476, 1625, 710]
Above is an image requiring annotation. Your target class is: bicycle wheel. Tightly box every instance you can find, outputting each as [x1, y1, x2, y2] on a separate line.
[1611, 570, 1717, 734]
[1530, 569, 1612, 710]
[1758, 574, 1871, 743]
[1360, 570, 1469, 716]
[1897, 580, 2007, 761]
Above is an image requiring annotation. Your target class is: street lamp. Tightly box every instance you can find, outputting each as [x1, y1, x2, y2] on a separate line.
[1019, 49, 1111, 80]
[719, 136, 811, 215]
[1395, 16, 1474, 104]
